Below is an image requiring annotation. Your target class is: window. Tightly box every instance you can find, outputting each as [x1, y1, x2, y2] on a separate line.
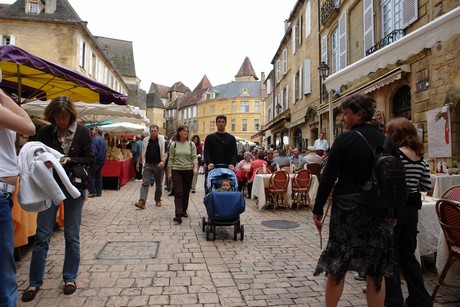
[331, 12, 347, 73]
[382, 0, 402, 36]
[282, 49, 288, 74]
[303, 59, 311, 95]
[254, 119, 259, 132]
[88, 49, 93, 76]
[292, 74, 297, 103]
[1, 35, 16, 45]
[103, 67, 109, 85]
[275, 60, 280, 83]
[254, 101, 260, 113]
[298, 14, 303, 46]
[79, 40, 86, 68]
[210, 121, 215, 131]
[266, 79, 272, 95]
[231, 119, 236, 132]
[193, 106, 197, 117]
[242, 119, 247, 132]
[283, 86, 289, 109]
[210, 105, 215, 115]
[232, 101, 236, 113]
[29, 2, 38, 13]
[240, 101, 249, 113]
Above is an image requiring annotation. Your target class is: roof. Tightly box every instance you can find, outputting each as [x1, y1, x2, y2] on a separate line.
[210, 81, 262, 99]
[167, 97, 182, 110]
[95, 37, 136, 77]
[148, 83, 170, 98]
[171, 81, 190, 94]
[179, 75, 212, 109]
[235, 56, 258, 80]
[0, 0, 82, 23]
[145, 92, 166, 109]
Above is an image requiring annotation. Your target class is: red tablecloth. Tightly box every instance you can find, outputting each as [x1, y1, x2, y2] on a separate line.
[102, 158, 133, 188]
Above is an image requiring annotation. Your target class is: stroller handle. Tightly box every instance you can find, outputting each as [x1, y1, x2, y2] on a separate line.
[213, 163, 231, 169]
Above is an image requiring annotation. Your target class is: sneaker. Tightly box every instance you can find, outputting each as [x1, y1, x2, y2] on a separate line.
[182, 211, 188, 218]
[173, 216, 182, 224]
[134, 179, 142, 182]
[88, 194, 97, 198]
[135, 200, 145, 209]
[155, 200, 162, 207]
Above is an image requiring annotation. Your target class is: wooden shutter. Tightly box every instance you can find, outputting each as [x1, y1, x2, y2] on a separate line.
[0, 35, 3, 46]
[339, 12, 347, 70]
[9, 35, 16, 45]
[321, 35, 328, 64]
[305, 1, 311, 37]
[292, 25, 297, 54]
[402, 0, 418, 29]
[292, 75, 296, 103]
[303, 59, 311, 95]
[363, 0, 374, 54]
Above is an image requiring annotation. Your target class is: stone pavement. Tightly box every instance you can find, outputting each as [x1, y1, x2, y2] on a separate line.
[15, 175, 460, 306]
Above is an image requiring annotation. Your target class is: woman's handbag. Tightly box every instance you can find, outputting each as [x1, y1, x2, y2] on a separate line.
[69, 164, 89, 190]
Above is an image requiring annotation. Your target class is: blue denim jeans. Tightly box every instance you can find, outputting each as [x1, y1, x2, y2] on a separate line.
[29, 189, 85, 287]
[88, 163, 104, 196]
[0, 190, 18, 307]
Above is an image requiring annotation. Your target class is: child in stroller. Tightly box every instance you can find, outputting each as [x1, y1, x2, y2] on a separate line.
[216, 179, 232, 192]
[202, 168, 245, 241]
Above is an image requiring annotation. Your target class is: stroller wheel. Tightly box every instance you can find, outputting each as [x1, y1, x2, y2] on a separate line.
[205, 225, 211, 241]
[233, 225, 238, 241]
[202, 217, 206, 232]
[240, 225, 245, 241]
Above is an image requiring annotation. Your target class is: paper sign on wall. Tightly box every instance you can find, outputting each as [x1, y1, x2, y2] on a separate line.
[427, 106, 451, 158]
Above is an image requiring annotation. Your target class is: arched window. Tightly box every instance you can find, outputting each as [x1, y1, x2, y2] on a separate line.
[393, 85, 411, 119]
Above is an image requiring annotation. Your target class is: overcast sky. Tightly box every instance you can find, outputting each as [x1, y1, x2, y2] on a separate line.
[4, 0, 298, 91]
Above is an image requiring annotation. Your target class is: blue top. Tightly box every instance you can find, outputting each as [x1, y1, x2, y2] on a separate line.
[92, 134, 106, 164]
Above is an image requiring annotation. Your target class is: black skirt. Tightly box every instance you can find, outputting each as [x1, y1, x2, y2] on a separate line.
[314, 193, 397, 291]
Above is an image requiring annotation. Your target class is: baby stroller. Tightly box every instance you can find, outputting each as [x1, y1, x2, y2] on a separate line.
[202, 167, 245, 241]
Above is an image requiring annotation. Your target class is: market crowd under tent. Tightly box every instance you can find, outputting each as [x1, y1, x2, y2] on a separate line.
[0, 44, 128, 105]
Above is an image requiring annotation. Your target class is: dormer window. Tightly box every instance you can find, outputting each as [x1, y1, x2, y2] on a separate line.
[29, 3, 38, 13]
[241, 88, 249, 96]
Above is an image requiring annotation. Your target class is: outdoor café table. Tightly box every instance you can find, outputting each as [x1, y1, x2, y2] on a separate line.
[430, 173, 460, 198]
[417, 196, 459, 283]
[251, 173, 319, 210]
[102, 157, 134, 189]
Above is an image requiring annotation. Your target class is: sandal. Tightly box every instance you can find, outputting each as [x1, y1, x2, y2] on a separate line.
[63, 282, 77, 295]
[21, 286, 39, 302]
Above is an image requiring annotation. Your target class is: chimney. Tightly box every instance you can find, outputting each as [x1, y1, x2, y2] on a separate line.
[44, 0, 57, 14]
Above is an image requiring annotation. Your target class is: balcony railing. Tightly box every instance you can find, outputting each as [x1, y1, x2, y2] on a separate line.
[366, 29, 404, 56]
[321, 0, 340, 25]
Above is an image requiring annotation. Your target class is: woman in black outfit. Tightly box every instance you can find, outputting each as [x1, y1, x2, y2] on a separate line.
[312, 94, 397, 306]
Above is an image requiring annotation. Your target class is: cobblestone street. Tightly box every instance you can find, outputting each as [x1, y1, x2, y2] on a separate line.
[15, 175, 460, 306]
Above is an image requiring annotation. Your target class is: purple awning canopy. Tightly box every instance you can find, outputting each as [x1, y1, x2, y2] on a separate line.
[0, 44, 128, 105]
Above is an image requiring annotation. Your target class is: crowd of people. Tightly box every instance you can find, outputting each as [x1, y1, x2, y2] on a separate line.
[0, 88, 435, 306]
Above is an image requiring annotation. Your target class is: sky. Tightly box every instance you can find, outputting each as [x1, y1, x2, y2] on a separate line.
[4, 0, 298, 91]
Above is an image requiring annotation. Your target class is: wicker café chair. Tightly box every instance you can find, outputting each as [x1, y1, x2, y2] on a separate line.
[431, 199, 460, 300]
[441, 184, 460, 201]
[266, 170, 289, 211]
[291, 169, 313, 210]
[306, 163, 322, 177]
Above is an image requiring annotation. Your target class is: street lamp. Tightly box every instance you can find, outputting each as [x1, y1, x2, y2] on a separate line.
[318, 62, 329, 102]
[275, 103, 282, 115]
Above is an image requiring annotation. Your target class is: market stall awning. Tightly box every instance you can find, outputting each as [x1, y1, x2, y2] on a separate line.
[0, 44, 128, 105]
[22, 100, 149, 124]
[99, 122, 148, 135]
[324, 6, 460, 92]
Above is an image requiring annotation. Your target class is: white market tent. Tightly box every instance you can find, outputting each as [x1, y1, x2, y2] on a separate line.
[99, 122, 149, 135]
[234, 136, 257, 146]
[22, 100, 149, 124]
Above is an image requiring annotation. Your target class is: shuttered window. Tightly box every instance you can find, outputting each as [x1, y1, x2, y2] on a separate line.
[321, 35, 328, 65]
[363, 0, 374, 54]
[303, 59, 311, 95]
[305, 1, 311, 37]
[339, 12, 347, 71]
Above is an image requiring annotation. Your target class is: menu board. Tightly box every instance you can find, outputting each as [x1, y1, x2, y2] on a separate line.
[427, 106, 451, 158]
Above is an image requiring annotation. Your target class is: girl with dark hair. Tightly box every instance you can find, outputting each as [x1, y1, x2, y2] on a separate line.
[384, 117, 433, 307]
[312, 94, 397, 306]
[167, 125, 198, 224]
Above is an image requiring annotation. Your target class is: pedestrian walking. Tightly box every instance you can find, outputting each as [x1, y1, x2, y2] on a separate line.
[167, 125, 198, 224]
[134, 125, 168, 209]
